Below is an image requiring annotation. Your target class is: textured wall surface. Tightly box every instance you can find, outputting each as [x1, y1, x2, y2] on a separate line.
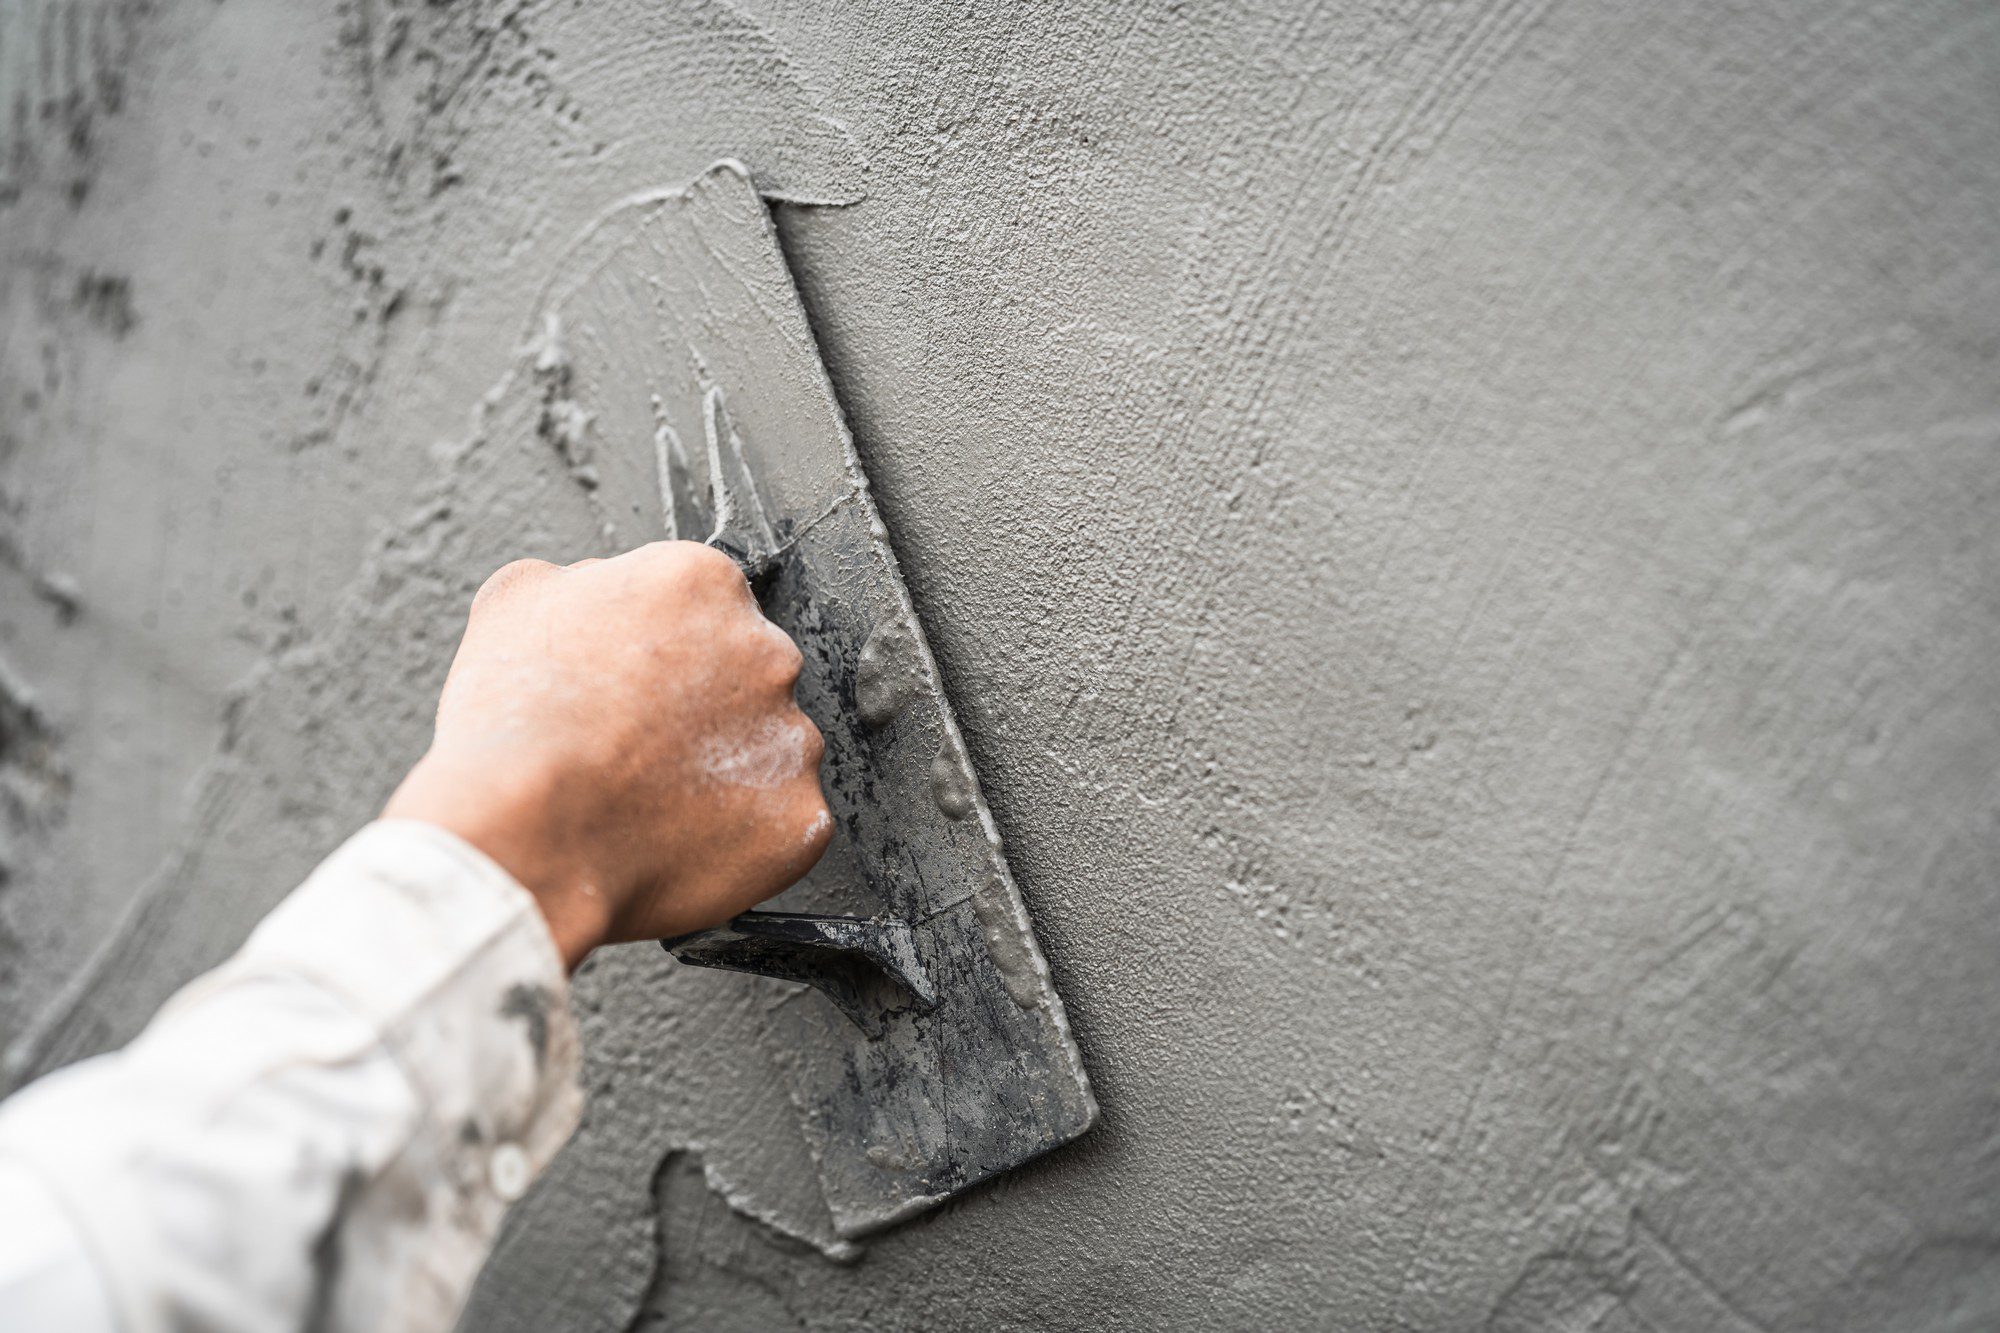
[4, 2, 1998, 1329]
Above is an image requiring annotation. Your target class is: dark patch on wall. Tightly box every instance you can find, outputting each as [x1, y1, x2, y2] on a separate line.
[0, 0, 149, 210]
[291, 204, 412, 454]
[72, 270, 134, 337]
[335, 0, 567, 200]
[0, 485, 81, 629]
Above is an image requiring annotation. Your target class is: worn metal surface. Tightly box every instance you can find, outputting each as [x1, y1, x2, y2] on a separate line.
[561, 162, 1096, 1238]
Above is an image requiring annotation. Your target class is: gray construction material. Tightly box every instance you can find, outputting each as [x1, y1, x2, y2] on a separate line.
[3, 2, 1998, 1328]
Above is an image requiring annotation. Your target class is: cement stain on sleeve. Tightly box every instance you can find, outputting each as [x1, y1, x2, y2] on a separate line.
[500, 983, 554, 1072]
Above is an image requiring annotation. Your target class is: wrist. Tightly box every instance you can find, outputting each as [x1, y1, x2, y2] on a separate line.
[384, 749, 614, 971]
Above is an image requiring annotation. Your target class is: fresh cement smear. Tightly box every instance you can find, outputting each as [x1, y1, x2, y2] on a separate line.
[929, 740, 977, 820]
[6, 2, 2000, 1330]
[854, 617, 925, 730]
[968, 875, 1046, 1013]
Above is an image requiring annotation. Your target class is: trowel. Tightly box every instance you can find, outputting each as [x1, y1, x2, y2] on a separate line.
[541, 162, 1095, 1239]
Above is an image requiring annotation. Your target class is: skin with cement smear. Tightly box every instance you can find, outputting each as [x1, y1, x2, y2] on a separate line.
[699, 716, 815, 791]
[5, 2, 1998, 1329]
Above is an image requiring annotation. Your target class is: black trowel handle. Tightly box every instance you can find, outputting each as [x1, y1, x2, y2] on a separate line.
[662, 912, 936, 1037]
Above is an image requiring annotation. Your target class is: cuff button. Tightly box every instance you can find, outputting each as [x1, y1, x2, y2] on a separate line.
[490, 1142, 532, 1201]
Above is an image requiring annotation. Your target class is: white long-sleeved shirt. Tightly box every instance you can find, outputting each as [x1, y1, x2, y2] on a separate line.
[0, 821, 584, 1333]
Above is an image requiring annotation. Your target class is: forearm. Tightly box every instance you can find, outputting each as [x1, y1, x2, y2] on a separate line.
[0, 822, 583, 1333]
[0, 538, 827, 1332]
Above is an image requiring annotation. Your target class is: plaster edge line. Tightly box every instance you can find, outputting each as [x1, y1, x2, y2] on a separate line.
[521, 161, 861, 386]
[686, 1141, 864, 1264]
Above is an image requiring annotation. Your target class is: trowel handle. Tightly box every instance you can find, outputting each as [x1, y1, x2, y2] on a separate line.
[707, 535, 780, 589]
[662, 911, 935, 1037]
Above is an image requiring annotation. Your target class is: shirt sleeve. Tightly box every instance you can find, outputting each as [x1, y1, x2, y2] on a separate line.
[0, 819, 585, 1333]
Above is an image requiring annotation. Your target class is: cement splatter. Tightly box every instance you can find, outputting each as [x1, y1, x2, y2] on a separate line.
[500, 983, 554, 1071]
[929, 738, 976, 820]
[969, 874, 1045, 1012]
[853, 618, 923, 729]
[526, 314, 600, 492]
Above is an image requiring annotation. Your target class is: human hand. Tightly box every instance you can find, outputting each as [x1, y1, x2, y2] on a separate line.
[383, 542, 832, 970]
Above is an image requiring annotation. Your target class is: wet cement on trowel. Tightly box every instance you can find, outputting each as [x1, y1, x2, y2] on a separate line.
[551, 162, 1094, 1239]
[5, 2, 2000, 1330]
[854, 618, 925, 730]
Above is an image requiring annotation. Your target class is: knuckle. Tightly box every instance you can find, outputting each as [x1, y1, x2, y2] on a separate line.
[681, 540, 742, 579]
[473, 558, 554, 608]
[632, 538, 694, 562]
[798, 713, 826, 766]
[767, 631, 806, 687]
[673, 542, 752, 600]
[633, 539, 728, 577]
[622, 541, 748, 607]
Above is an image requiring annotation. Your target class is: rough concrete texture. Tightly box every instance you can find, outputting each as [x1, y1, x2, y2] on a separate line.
[2, 0, 1997, 1328]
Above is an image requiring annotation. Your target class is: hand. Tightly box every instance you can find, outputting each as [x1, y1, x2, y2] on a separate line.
[383, 542, 832, 970]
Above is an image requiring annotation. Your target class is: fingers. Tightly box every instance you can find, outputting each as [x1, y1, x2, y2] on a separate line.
[622, 538, 742, 578]
[487, 546, 796, 693]
[659, 540, 758, 603]
[744, 764, 833, 900]
[791, 708, 827, 786]
[625, 542, 801, 694]
[785, 711, 829, 866]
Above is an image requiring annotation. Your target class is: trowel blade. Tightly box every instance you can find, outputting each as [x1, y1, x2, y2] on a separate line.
[542, 161, 1096, 1238]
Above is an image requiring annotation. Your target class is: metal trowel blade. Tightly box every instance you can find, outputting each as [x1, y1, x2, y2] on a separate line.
[539, 161, 1096, 1238]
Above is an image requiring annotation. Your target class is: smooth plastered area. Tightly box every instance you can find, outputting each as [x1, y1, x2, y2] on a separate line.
[3, 2, 1998, 1329]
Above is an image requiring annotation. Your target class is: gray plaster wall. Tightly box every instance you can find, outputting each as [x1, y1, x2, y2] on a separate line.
[3, 1, 1998, 1328]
